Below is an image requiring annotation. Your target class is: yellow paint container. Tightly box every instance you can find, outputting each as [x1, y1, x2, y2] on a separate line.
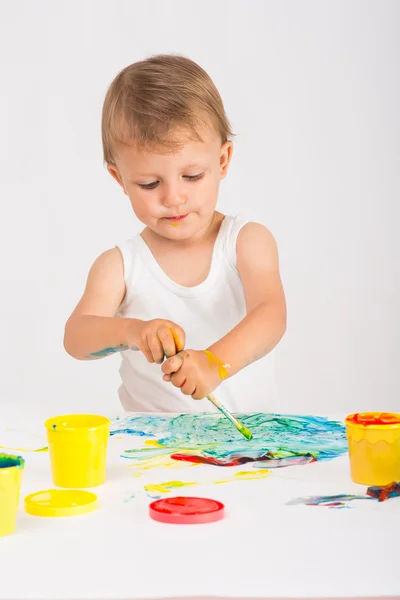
[0, 454, 25, 536]
[45, 414, 110, 488]
[345, 412, 400, 485]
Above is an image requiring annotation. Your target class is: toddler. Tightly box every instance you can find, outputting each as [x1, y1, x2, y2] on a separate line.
[64, 54, 287, 413]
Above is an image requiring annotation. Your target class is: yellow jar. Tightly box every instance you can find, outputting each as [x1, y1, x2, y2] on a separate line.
[345, 412, 400, 485]
[0, 454, 25, 536]
[45, 414, 110, 488]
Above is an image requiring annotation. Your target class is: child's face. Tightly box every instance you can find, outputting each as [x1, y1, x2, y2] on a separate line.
[108, 127, 232, 240]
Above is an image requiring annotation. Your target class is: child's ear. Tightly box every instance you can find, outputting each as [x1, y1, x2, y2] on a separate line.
[220, 141, 233, 179]
[107, 164, 128, 195]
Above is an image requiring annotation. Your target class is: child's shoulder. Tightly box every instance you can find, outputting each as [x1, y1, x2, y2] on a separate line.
[226, 214, 277, 249]
[231, 215, 279, 270]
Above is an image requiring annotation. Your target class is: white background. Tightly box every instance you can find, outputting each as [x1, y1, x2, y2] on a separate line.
[0, 0, 399, 417]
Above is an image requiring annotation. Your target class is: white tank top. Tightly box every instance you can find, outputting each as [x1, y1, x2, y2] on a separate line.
[116, 214, 277, 413]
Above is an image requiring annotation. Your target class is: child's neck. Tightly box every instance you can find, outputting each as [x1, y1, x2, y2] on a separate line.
[140, 211, 226, 287]
[141, 211, 224, 250]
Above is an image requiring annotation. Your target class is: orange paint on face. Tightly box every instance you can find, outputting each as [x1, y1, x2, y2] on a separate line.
[203, 350, 231, 380]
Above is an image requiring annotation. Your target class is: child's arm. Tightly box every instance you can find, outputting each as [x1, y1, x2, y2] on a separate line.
[207, 222, 286, 375]
[64, 248, 185, 362]
[162, 223, 286, 398]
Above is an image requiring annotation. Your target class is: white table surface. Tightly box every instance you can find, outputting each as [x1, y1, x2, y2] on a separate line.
[0, 407, 399, 600]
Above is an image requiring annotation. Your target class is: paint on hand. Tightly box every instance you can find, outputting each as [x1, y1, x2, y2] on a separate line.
[203, 350, 231, 380]
[89, 345, 128, 358]
[170, 328, 184, 352]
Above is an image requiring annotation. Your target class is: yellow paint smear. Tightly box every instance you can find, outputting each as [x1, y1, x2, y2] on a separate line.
[234, 469, 271, 479]
[0, 445, 48, 453]
[215, 469, 271, 484]
[144, 469, 271, 495]
[203, 350, 231, 380]
[128, 453, 201, 476]
[170, 328, 184, 351]
[144, 480, 197, 494]
[144, 440, 164, 448]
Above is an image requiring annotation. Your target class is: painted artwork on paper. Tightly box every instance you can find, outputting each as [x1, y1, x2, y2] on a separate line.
[112, 412, 347, 464]
[111, 412, 348, 499]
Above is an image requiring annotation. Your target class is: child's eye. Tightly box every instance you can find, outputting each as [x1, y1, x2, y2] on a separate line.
[138, 181, 159, 190]
[138, 173, 203, 190]
[184, 173, 203, 181]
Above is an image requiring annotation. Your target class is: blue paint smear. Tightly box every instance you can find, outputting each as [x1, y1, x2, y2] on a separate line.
[90, 345, 128, 358]
[110, 428, 149, 437]
[287, 494, 373, 508]
[289, 483, 400, 508]
[111, 412, 348, 463]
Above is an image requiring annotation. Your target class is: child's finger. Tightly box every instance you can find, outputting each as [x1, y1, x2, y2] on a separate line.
[148, 335, 165, 364]
[161, 352, 184, 375]
[170, 326, 185, 352]
[171, 372, 195, 395]
[140, 340, 155, 363]
[157, 326, 177, 358]
[162, 374, 171, 382]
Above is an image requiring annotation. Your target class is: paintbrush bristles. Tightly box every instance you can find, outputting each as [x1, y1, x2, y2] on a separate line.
[206, 394, 253, 441]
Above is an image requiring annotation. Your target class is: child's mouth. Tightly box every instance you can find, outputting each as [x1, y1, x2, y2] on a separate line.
[165, 214, 188, 221]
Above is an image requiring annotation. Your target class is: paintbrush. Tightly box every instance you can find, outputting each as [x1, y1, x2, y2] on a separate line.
[206, 393, 253, 440]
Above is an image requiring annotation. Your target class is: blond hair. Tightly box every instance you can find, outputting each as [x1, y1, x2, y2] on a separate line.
[101, 54, 233, 164]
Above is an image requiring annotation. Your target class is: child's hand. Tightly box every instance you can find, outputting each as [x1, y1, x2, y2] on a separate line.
[130, 319, 185, 364]
[161, 350, 223, 399]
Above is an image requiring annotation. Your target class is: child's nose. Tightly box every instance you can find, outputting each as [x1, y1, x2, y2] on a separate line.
[162, 185, 186, 208]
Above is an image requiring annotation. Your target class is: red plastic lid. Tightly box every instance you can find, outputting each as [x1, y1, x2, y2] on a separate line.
[149, 496, 225, 524]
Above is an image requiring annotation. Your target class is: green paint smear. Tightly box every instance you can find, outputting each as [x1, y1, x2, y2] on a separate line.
[0, 454, 25, 469]
[112, 413, 347, 462]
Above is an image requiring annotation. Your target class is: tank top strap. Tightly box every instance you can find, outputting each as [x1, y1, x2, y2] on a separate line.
[219, 214, 250, 270]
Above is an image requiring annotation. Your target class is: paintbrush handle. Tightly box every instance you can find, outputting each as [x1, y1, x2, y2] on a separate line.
[206, 393, 239, 426]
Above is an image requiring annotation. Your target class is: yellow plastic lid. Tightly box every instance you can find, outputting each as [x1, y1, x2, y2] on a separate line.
[24, 489, 98, 517]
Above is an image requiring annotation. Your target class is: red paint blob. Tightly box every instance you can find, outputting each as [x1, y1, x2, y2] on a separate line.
[149, 496, 225, 524]
[170, 452, 245, 466]
[347, 413, 400, 426]
[170, 452, 316, 467]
